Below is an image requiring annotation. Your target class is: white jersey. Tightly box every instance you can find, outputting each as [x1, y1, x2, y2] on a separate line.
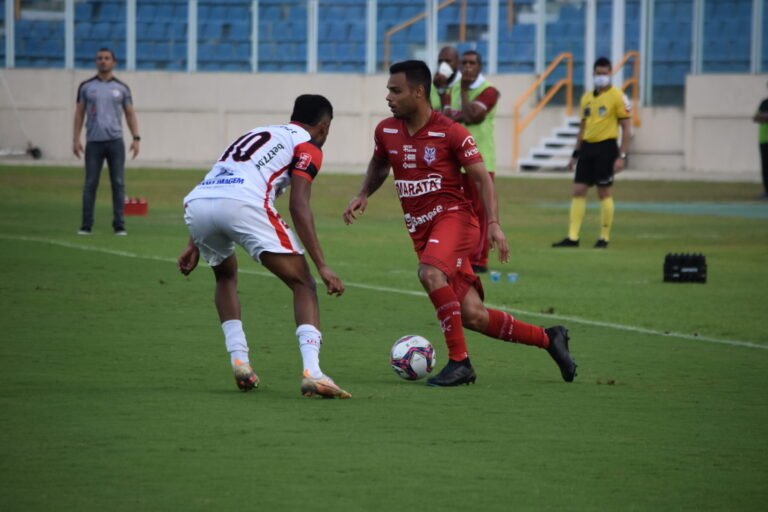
[184, 123, 323, 206]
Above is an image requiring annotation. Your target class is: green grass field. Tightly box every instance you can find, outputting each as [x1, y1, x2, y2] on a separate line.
[1, 165, 767, 511]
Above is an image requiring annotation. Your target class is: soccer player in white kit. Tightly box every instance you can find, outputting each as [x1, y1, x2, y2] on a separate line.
[177, 95, 351, 399]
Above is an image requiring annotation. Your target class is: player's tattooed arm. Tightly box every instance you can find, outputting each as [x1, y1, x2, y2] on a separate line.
[343, 155, 390, 225]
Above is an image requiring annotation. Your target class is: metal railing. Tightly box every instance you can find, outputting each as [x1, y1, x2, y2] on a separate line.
[613, 50, 642, 127]
[512, 52, 573, 166]
[383, 0, 467, 70]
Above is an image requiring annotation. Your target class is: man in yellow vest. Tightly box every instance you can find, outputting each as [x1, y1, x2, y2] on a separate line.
[443, 50, 500, 272]
[553, 56, 631, 249]
[430, 46, 461, 112]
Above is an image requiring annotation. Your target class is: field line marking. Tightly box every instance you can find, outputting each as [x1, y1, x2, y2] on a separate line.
[3, 234, 766, 351]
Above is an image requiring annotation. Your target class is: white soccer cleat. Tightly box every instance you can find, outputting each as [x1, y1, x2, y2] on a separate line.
[233, 360, 259, 392]
[300, 370, 351, 399]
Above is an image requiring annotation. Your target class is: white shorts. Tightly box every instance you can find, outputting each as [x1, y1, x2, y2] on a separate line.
[183, 197, 303, 266]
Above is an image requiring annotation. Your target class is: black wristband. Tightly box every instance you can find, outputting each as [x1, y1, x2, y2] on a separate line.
[133, 135, 141, 141]
[572, 149, 580, 158]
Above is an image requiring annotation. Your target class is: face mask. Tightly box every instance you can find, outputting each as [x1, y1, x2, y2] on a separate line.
[594, 75, 611, 88]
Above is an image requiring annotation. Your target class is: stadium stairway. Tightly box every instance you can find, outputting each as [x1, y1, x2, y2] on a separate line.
[518, 116, 580, 172]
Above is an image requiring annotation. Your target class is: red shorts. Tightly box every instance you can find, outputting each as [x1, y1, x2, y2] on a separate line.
[415, 210, 484, 301]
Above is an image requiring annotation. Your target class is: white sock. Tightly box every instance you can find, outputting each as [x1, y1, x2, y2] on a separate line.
[222, 319, 249, 367]
[296, 324, 323, 379]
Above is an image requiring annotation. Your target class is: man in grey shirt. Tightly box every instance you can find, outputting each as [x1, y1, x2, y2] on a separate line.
[73, 48, 140, 235]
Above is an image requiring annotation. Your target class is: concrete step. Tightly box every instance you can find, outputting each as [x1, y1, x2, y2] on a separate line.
[518, 157, 570, 171]
[530, 146, 574, 158]
[565, 116, 581, 127]
[542, 136, 577, 148]
[554, 126, 579, 137]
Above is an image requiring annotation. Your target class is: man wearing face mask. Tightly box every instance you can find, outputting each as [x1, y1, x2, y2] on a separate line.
[445, 50, 500, 272]
[430, 46, 461, 112]
[553, 57, 631, 249]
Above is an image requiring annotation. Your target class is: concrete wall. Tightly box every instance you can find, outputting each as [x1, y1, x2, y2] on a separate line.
[0, 68, 764, 176]
[685, 74, 767, 173]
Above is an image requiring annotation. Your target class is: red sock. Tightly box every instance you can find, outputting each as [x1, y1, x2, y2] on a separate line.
[428, 286, 468, 361]
[485, 309, 550, 349]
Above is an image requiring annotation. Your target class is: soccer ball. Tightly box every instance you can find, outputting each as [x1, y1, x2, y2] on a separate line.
[390, 335, 436, 380]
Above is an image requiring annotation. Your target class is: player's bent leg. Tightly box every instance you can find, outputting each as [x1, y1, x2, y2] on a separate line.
[211, 255, 259, 390]
[212, 254, 241, 322]
[418, 264, 476, 387]
[260, 252, 319, 326]
[260, 252, 351, 398]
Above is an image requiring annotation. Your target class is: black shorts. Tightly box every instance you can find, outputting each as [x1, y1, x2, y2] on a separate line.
[574, 139, 619, 187]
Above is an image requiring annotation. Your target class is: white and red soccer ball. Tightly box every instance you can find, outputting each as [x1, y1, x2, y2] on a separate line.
[390, 335, 436, 380]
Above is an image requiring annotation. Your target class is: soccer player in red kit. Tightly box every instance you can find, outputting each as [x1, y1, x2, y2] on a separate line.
[343, 60, 577, 386]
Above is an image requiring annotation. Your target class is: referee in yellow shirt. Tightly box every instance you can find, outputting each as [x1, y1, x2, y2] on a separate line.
[553, 57, 631, 249]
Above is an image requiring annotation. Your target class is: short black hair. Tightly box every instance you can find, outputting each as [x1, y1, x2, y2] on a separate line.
[594, 56, 612, 70]
[462, 50, 483, 67]
[97, 47, 116, 60]
[389, 60, 432, 99]
[290, 94, 334, 126]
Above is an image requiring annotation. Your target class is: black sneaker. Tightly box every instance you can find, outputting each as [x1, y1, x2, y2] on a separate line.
[471, 264, 488, 274]
[552, 237, 579, 248]
[594, 239, 609, 249]
[545, 326, 577, 382]
[426, 358, 477, 387]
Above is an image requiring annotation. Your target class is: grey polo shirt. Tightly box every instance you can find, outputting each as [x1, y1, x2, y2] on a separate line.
[77, 76, 133, 142]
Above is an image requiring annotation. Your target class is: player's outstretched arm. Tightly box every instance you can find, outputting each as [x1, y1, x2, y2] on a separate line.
[343, 155, 390, 225]
[465, 162, 509, 264]
[289, 175, 344, 296]
[178, 236, 200, 275]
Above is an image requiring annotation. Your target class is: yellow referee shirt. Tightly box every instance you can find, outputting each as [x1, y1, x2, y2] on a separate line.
[580, 86, 630, 143]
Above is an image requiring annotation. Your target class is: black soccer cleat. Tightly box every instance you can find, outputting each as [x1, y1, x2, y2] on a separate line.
[552, 237, 580, 248]
[545, 326, 577, 382]
[594, 238, 609, 249]
[427, 358, 477, 387]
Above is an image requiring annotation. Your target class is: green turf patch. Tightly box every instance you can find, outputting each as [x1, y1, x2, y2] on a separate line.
[1, 166, 767, 511]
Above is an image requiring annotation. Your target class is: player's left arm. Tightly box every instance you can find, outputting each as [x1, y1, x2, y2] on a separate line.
[289, 171, 344, 296]
[465, 161, 509, 263]
[459, 87, 499, 125]
[124, 103, 140, 159]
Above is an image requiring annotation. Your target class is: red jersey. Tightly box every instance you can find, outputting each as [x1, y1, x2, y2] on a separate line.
[373, 112, 483, 240]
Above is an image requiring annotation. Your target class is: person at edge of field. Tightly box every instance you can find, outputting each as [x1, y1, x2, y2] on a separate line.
[73, 47, 140, 236]
[177, 95, 351, 399]
[430, 46, 461, 112]
[442, 50, 500, 273]
[752, 84, 768, 199]
[343, 60, 577, 387]
[552, 56, 631, 249]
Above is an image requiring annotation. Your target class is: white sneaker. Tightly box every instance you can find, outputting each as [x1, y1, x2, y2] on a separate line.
[233, 359, 259, 391]
[77, 229, 92, 235]
[114, 229, 128, 236]
[300, 370, 351, 399]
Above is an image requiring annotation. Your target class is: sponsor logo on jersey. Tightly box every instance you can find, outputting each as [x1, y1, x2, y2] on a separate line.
[403, 144, 416, 153]
[598, 106, 607, 117]
[394, 173, 443, 198]
[428, 131, 446, 138]
[464, 146, 479, 158]
[112, 89, 121, 98]
[383, 128, 399, 134]
[402, 163, 417, 169]
[199, 176, 245, 186]
[295, 152, 312, 170]
[456, 258, 463, 268]
[404, 153, 416, 161]
[403, 204, 444, 233]
[255, 143, 286, 170]
[423, 145, 437, 166]
[461, 136, 476, 148]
